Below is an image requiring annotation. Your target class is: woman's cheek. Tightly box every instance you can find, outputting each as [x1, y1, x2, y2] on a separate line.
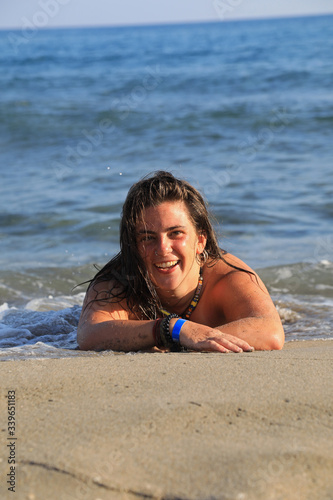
[178, 236, 191, 249]
[139, 243, 153, 261]
[137, 242, 147, 259]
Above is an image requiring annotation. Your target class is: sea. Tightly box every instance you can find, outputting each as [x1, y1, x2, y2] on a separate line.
[0, 14, 332, 361]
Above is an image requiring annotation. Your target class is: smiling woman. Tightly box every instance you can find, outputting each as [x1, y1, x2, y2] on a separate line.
[77, 171, 284, 353]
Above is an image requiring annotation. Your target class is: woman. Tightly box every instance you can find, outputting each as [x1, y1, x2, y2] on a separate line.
[77, 171, 284, 353]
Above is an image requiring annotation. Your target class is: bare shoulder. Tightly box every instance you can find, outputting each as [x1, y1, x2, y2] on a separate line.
[203, 253, 277, 321]
[79, 279, 135, 325]
[205, 253, 264, 287]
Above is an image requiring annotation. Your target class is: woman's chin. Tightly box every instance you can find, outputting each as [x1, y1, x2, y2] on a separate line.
[150, 265, 182, 290]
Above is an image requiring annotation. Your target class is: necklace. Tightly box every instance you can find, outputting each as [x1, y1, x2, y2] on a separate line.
[160, 270, 203, 319]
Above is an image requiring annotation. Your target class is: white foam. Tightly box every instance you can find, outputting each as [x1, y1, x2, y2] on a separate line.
[275, 304, 302, 324]
[25, 292, 85, 312]
[0, 303, 17, 320]
[0, 304, 82, 352]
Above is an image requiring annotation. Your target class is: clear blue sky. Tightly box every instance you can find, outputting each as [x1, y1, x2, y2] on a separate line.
[1, 0, 333, 29]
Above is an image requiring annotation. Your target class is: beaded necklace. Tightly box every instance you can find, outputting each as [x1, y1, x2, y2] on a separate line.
[160, 270, 203, 319]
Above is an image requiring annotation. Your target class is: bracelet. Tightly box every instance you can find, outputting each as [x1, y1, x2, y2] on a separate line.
[160, 313, 179, 349]
[171, 318, 186, 343]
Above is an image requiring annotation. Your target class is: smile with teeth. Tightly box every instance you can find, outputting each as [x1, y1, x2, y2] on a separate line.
[155, 260, 179, 269]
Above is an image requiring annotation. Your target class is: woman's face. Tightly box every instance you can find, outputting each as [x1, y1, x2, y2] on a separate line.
[135, 200, 206, 294]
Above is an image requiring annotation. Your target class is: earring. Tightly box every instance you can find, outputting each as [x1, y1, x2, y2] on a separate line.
[196, 249, 208, 266]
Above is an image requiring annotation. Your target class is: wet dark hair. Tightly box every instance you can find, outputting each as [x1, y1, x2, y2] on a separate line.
[85, 170, 260, 320]
[84, 171, 226, 319]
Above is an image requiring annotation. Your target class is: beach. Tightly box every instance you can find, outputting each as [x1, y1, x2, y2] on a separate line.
[1, 340, 332, 500]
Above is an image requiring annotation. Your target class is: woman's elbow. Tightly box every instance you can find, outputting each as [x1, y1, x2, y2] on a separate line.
[77, 326, 93, 351]
[269, 335, 284, 351]
[267, 325, 285, 351]
[77, 339, 89, 351]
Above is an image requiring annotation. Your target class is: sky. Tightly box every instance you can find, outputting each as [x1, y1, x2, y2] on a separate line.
[1, 0, 333, 30]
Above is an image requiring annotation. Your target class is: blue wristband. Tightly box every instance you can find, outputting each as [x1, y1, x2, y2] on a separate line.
[172, 318, 187, 342]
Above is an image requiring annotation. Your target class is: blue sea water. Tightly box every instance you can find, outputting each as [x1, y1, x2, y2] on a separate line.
[0, 15, 332, 359]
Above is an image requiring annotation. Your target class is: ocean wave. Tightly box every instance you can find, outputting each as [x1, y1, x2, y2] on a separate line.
[259, 260, 333, 298]
[0, 301, 81, 350]
[273, 293, 333, 341]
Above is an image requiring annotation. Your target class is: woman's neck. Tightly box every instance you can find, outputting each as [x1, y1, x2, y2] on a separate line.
[158, 268, 202, 316]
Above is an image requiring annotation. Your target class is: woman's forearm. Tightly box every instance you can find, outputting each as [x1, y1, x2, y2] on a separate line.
[216, 316, 284, 351]
[77, 319, 156, 352]
[77, 315, 284, 353]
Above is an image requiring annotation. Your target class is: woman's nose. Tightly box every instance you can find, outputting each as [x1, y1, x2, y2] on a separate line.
[154, 236, 171, 256]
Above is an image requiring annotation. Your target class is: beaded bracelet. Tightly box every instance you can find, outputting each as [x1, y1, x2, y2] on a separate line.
[160, 313, 179, 349]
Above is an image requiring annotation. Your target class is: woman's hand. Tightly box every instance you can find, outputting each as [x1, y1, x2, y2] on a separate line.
[176, 320, 254, 353]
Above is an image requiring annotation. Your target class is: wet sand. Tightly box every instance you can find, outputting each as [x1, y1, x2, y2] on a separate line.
[1, 340, 333, 500]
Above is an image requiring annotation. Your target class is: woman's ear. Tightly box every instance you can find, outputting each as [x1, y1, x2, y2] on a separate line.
[196, 231, 207, 255]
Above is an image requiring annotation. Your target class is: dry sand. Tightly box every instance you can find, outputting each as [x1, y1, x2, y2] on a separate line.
[1, 340, 333, 500]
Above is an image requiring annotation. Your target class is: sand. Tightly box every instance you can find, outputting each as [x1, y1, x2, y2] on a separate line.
[1, 339, 333, 500]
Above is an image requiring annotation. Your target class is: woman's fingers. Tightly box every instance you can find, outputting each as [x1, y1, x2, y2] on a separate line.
[180, 324, 254, 353]
[204, 338, 244, 353]
[208, 330, 254, 352]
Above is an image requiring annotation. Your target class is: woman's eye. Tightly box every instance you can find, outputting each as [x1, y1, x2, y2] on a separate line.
[141, 234, 154, 242]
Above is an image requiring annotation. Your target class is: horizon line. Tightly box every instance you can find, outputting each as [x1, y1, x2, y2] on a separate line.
[1, 11, 332, 32]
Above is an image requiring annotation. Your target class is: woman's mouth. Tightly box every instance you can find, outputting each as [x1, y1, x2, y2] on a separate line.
[154, 260, 179, 270]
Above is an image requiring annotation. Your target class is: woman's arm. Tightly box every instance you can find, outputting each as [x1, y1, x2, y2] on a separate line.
[77, 285, 156, 351]
[78, 307, 254, 353]
[215, 317, 284, 350]
[210, 264, 284, 350]
[78, 317, 156, 352]
[77, 284, 254, 353]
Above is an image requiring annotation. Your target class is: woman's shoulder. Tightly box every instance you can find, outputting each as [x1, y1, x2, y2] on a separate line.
[86, 277, 123, 301]
[205, 253, 256, 279]
[204, 253, 267, 301]
[81, 278, 137, 320]
[203, 253, 266, 298]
